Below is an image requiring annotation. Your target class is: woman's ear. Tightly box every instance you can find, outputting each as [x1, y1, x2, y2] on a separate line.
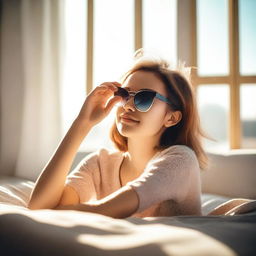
[164, 110, 182, 127]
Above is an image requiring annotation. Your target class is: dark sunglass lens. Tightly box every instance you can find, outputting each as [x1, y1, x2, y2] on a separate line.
[114, 87, 129, 99]
[134, 91, 155, 111]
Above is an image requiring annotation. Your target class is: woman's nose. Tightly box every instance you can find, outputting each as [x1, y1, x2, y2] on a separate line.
[123, 97, 135, 112]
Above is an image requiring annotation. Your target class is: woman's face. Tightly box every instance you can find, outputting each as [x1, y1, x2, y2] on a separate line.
[115, 70, 172, 139]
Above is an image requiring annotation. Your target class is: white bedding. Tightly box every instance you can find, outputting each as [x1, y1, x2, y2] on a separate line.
[0, 176, 256, 256]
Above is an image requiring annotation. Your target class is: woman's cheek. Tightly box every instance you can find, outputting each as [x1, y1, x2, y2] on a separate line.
[141, 109, 166, 133]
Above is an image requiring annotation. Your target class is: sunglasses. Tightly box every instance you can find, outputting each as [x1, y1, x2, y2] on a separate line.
[114, 87, 172, 112]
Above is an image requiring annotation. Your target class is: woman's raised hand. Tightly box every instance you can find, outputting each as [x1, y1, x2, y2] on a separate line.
[77, 82, 122, 127]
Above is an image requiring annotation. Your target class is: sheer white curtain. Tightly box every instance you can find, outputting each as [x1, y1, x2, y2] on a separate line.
[0, 0, 65, 181]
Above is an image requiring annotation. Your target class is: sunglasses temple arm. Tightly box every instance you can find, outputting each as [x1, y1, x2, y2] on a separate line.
[155, 93, 172, 105]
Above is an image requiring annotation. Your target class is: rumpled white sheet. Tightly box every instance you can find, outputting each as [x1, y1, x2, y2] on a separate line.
[0, 207, 241, 256]
[0, 176, 256, 256]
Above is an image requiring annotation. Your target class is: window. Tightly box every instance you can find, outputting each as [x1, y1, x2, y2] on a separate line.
[239, 0, 256, 75]
[61, 0, 87, 139]
[240, 84, 256, 148]
[62, 0, 255, 152]
[197, 0, 229, 76]
[143, 0, 177, 66]
[197, 84, 230, 150]
[180, 0, 256, 151]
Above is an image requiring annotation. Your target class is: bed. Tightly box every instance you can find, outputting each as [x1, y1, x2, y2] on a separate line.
[0, 151, 256, 256]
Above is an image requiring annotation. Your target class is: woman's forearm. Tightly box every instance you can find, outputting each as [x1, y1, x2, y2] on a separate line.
[27, 81, 120, 210]
[27, 117, 93, 210]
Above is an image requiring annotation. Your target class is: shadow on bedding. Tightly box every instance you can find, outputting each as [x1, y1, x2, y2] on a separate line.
[126, 213, 256, 256]
[0, 212, 170, 256]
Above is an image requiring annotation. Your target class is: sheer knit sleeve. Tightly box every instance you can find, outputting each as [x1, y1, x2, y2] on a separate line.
[65, 152, 98, 203]
[125, 145, 200, 214]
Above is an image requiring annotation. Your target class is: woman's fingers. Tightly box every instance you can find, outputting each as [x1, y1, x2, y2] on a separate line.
[98, 82, 121, 91]
[105, 96, 122, 114]
[111, 81, 122, 87]
[86, 82, 121, 111]
[93, 82, 121, 98]
[77, 81, 122, 126]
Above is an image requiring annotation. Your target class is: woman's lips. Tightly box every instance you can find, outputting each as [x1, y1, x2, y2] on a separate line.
[121, 117, 139, 123]
[120, 114, 139, 120]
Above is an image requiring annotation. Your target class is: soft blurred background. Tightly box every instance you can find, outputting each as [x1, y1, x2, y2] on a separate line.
[0, 0, 255, 180]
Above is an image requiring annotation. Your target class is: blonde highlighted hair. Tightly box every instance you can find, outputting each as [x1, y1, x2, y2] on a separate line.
[109, 53, 208, 170]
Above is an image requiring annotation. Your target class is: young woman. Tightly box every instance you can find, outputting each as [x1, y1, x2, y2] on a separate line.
[27, 54, 208, 219]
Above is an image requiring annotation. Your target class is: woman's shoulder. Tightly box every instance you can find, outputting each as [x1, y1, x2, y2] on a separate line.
[80, 147, 123, 165]
[157, 144, 196, 159]
[82, 147, 122, 157]
[77, 148, 123, 173]
[148, 145, 199, 170]
[97, 147, 124, 159]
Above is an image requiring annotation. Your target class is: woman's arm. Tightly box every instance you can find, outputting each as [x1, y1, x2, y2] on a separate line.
[54, 186, 140, 219]
[27, 82, 122, 210]
[27, 118, 93, 210]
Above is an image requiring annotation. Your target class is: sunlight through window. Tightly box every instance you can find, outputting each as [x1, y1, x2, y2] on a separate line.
[61, 0, 87, 139]
[197, 85, 230, 151]
[143, 0, 177, 66]
[197, 0, 229, 76]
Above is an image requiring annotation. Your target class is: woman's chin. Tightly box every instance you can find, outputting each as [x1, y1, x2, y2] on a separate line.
[117, 123, 139, 137]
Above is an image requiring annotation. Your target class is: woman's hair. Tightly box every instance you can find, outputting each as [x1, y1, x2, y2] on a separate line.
[109, 52, 208, 170]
